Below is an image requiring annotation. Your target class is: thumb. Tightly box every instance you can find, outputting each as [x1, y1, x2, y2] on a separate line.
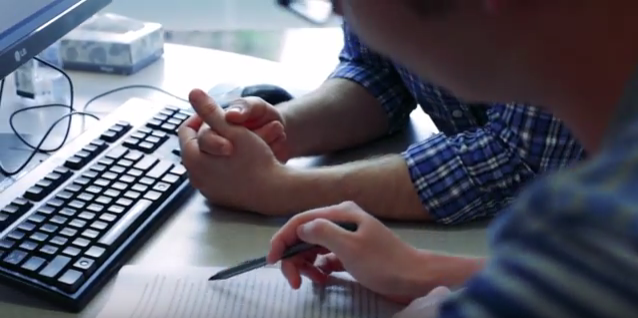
[297, 219, 353, 256]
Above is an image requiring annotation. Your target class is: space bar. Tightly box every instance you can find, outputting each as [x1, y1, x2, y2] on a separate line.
[99, 199, 152, 247]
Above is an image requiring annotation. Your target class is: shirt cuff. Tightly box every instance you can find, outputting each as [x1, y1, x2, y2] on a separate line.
[402, 133, 495, 224]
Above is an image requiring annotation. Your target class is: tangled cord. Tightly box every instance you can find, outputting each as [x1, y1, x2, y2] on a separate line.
[0, 58, 188, 177]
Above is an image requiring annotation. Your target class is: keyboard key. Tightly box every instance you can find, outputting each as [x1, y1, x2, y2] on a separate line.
[85, 246, 105, 259]
[36, 206, 55, 215]
[59, 208, 77, 217]
[0, 238, 15, 249]
[162, 174, 180, 185]
[90, 221, 108, 231]
[60, 227, 77, 237]
[122, 138, 139, 149]
[94, 179, 110, 188]
[56, 191, 74, 201]
[62, 246, 81, 257]
[95, 196, 112, 205]
[112, 182, 127, 191]
[134, 156, 158, 171]
[73, 257, 96, 273]
[86, 186, 102, 195]
[21, 256, 46, 272]
[68, 200, 86, 210]
[131, 184, 148, 193]
[17, 221, 36, 232]
[77, 193, 94, 202]
[64, 156, 84, 170]
[3, 250, 28, 266]
[126, 169, 143, 178]
[50, 236, 68, 246]
[98, 158, 115, 167]
[99, 199, 152, 247]
[100, 130, 118, 142]
[7, 230, 25, 241]
[144, 190, 162, 201]
[124, 151, 143, 162]
[24, 186, 46, 201]
[72, 238, 90, 248]
[30, 232, 48, 242]
[105, 146, 128, 160]
[138, 142, 155, 153]
[39, 244, 58, 257]
[99, 213, 117, 222]
[104, 189, 120, 198]
[82, 171, 99, 180]
[57, 269, 85, 293]
[81, 229, 99, 239]
[69, 219, 87, 228]
[28, 213, 46, 223]
[19, 240, 38, 251]
[50, 215, 68, 225]
[107, 205, 125, 215]
[39, 255, 71, 280]
[40, 224, 58, 233]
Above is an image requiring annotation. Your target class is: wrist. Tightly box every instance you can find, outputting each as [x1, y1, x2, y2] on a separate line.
[278, 103, 304, 159]
[400, 249, 485, 297]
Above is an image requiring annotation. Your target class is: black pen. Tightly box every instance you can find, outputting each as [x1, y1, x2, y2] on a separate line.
[208, 222, 358, 281]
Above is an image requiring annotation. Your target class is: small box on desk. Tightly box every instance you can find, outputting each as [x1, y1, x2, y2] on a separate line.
[59, 13, 164, 75]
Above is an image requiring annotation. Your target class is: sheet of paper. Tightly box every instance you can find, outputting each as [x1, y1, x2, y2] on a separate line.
[96, 265, 403, 318]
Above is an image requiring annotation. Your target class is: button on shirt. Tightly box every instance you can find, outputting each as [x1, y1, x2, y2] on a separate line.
[328, 23, 585, 224]
[437, 67, 638, 318]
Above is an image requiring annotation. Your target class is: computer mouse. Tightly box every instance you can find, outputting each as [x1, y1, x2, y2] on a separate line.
[241, 84, 293, 105]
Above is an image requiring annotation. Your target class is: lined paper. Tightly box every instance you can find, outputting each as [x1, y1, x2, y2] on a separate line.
[96, 265, 403, 318]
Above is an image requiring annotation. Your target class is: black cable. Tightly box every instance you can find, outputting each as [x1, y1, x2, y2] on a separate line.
[0, 111, 98, 176]
[10, 56, 76, 153]
[0, 56, 78, 176]
[83, 84, 188, 113]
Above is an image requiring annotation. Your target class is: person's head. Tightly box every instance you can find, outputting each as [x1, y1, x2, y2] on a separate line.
[329, 0, 638, 109]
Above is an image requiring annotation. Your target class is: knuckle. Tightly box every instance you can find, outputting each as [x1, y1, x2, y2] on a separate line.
[339, 201, 360, 210]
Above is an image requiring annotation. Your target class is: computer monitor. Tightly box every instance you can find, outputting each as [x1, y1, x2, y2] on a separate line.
[0, 0, 112, 81]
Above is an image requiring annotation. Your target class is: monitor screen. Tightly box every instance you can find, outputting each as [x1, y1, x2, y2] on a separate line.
[0, 0, 111, 80]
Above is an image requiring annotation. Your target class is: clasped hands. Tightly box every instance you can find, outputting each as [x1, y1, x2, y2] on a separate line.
[178, 89, 452, 317]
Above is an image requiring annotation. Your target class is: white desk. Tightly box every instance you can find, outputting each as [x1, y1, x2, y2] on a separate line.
[0, 44, 488, 317]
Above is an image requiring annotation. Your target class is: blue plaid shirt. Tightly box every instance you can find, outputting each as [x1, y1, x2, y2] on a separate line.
[328, 23, 585, 224]
[437, 67, 638, 318]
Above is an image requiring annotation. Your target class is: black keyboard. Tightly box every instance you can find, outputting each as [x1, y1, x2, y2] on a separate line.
[0, 98, 193, 312]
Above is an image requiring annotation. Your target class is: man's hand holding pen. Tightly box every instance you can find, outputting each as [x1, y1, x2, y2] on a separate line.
[266, 201, 442, 305]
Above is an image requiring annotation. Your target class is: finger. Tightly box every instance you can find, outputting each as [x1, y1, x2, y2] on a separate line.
[225, 97, 280, 129]
[188, 89, 232, 135]
[267, 202, 365, 263]
[281, 260, 302, 289]
[315, 253, 345, 275]
[197, 125, 233, 156]
[254, 121, 285, 144]
[296, 218, 358, 256]
[177, 115, 202, 158]
[271, 137, 289, 162]
[299, 263, 330, 285]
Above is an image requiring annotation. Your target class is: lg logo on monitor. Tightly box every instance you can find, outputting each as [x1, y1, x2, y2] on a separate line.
[14, 48, 27, 62]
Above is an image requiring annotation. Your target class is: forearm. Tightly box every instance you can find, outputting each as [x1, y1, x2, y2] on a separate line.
[278, 154, 430, 220]
[279, 78, 390, 158]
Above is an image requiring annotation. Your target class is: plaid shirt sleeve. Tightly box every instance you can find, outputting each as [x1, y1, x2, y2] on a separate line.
[329, 23, 583, 225]
[403, 104, 583, 224]
[328, 23, 418, 133]
[436, 165, 638, 318]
